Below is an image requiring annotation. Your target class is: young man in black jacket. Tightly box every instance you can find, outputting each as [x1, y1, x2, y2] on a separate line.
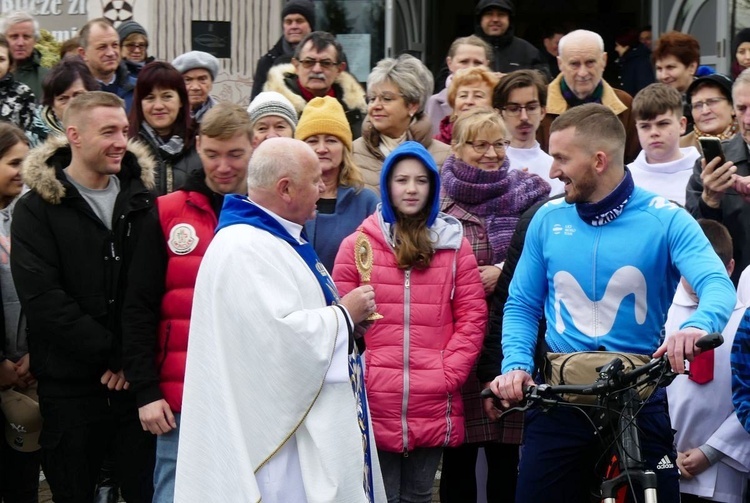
[250, 0, 314, 100]
[11, 91, 156, 503]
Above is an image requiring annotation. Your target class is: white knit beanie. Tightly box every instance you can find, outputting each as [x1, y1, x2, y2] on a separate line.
[247, 91, 298, 132]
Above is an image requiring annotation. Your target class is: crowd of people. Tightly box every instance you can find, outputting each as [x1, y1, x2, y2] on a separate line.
[1, 1, 750, 502]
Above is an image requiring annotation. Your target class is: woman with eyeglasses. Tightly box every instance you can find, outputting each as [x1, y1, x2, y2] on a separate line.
[434, 67, 498, 145]
[439, 108, 550, 503]
[680, 73, 737, 152]
[118, 20, 154, 79]
[129, 61, 201, 195]
[333, 141, 487, 503]
[354, 54, 451, 192]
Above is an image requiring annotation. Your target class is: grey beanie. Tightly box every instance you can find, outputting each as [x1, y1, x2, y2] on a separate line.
[117, 20, 147, 43]
[172, 51, 220, 80]
[247, 91, 298, 132]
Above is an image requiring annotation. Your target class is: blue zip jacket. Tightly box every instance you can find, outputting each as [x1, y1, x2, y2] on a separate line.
[732, 308, 750, 433]
[502, 188, 736, 374]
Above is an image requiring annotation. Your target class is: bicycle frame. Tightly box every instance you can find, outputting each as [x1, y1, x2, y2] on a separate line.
[484, 333, 724, 503]
[599, 387, 658, 503]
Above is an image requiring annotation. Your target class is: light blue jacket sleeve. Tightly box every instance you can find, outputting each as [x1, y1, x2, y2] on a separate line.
[501, 209, 548, 374]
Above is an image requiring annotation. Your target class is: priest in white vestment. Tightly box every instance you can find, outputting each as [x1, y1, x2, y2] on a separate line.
[174, 138, 386, 503]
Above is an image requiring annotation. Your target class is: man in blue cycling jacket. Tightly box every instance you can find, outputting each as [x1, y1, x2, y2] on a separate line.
[490, 103, 736, 503]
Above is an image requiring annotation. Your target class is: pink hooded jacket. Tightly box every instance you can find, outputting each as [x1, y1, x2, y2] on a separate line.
[333, 210, 487, 453]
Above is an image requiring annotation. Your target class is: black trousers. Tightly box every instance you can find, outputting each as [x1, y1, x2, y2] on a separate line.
[38, 391, 155, 503]
[439, 442, 519, 503]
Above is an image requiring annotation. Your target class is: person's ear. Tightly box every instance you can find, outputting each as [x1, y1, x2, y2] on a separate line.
[276, 176, 293, 202]
[687, 61, 698, 76]
[67, 125, 81, 147]
[407, 101, 419, 118]
[593, 150, 608, 174]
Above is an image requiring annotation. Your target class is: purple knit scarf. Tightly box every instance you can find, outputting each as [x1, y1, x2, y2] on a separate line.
[442, 154, 551, 260]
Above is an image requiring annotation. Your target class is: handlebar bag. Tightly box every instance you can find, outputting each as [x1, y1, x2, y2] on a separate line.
[544, 351, 653, 404]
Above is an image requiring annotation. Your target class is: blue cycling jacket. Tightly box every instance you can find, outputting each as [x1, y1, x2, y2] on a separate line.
[501, 187, 736, 374]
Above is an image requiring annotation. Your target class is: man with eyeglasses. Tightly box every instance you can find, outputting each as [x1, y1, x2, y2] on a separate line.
[538, 30, 640, 164]
[495, 69, 564, 194]
[251, 0, 315, 100]
[264, 31, 366, 138]
[117, 19, 153, 79]
[686, 69, 750, 285]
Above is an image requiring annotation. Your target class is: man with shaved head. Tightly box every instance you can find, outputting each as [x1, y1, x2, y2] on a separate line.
[539, 29, 640, 162]
[490, 103, 735, 503]
[174, 138, 386, 503]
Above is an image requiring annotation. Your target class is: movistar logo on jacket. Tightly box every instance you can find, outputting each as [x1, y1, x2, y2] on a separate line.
[553, 266, 647, 336]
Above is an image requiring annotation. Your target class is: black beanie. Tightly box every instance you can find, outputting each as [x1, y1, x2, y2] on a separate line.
[733, 28, 750, 57]
[282, 0, 315, 30]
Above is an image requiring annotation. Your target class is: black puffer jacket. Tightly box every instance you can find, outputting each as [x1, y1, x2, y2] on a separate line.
[11, 136, 156, 398]
[137, 130, 203, 196]
[477, 195, 562, 382]
[251, 37, 294, 100]
[474, 0, 550, 79]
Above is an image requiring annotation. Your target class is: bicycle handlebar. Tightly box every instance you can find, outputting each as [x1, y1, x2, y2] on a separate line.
[481, 332, 724, 404]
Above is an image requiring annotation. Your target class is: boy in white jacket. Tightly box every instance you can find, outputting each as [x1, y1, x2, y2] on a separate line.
[666, 219, 750, 503]
[628, 83, 700, 206]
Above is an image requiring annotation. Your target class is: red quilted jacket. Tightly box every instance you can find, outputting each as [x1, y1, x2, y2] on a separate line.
[157, 190, 217, 412]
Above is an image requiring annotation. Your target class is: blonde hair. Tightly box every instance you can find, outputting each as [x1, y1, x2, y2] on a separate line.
[447, 35, 493, 63]
[200, 102, 253, 142]
[451, 108, 507, 148]
[338, 147, 365, 189]
[63, 91, 124, 128]
[447, 67, 500, 110]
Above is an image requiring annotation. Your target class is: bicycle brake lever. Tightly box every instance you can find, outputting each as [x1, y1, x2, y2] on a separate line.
[497, 401, 533, 418]
[696, 332, 723, 350]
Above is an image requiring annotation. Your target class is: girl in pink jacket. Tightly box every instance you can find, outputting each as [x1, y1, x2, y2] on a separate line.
[333, 141, 487, 503]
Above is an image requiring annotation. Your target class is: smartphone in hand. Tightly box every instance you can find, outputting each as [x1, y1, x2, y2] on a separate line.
[699, 137, 726, 165]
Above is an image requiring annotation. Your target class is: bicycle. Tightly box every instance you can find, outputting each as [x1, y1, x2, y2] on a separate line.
[481, 333, 724, 503]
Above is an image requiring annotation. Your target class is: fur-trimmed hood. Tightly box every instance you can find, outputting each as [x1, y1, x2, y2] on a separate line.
[264, 63, 367, 115]
[22, 134, 156, 204]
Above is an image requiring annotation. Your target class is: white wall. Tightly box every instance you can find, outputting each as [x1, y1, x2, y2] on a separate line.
[91, 0, 281, 106]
